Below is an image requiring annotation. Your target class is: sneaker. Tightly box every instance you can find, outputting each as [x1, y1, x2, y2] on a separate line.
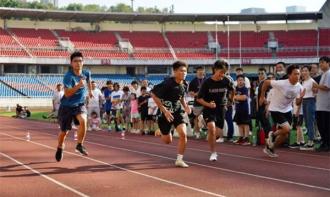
[55, 147, 63, 162]
[267, 131, 276, 149]
[209, 152, 218, 161]
[300, 141, 314, 151]
[263, 145, 278, 158]
[241, 138, 251, 146]
[216, 137, 224, 143]
[195, 132, 201, 139]
[234, 137, 244, 145]
[175, 159, 189, 168]
[75, 144, 88, 156]
[289, 142, 301, 149]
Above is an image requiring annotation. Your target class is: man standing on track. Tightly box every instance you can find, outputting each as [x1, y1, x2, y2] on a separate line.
[55, 51, 93, 162]
[259, 65, 304, 157]
[151, 61, 191, 168]
[197, 60, 235, 161]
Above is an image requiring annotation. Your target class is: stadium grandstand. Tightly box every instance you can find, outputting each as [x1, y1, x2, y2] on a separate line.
[0, 0, 329, 108]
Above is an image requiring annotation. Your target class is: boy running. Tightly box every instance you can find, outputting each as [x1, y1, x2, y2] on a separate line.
[55, 51, 93, 162]
[151, 61, 191, 168]
[197, 60, 235, 161]
[259, 64, 304, 157]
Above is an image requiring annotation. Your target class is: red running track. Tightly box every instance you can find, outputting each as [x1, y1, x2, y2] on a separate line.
[0, 117, 330, 197]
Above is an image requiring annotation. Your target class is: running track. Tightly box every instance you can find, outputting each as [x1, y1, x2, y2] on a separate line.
[0, 117, 329, 197]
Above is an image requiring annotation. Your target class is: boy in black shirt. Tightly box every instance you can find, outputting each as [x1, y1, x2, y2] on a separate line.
[138, 87, 151, 134]
[197, 60, 234, 161]
[151, 61, 191, 168]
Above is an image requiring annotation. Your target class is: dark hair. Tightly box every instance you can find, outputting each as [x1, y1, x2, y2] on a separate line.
[236, 67, 243, 72]
[91, 111, 98, 117]
[172, 61, 188, 70]
[123, 86, 129, 92]
[258, 67, 267, 73]
[301, 65, 311, 72]
[56, 83, 62, 87]
[140, 86, 147, 91]
[195, 66, 204, 70]
[70, 51, 83, 62]
[319, 56, 330, 63]
[131, 93, 137, 99]
[91, 81, 96, 83]
[276, 61, 286, 67]
[236, 74, 245, 80]
[106, 80, 113, 85]
[213, 60, 228, 72]
[131, 80, 138, 85]
[113, 82, 120, 88]
[286, 64, 300, 75]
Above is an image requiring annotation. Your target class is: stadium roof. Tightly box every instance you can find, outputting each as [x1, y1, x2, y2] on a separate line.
[0, 7, 323, 23]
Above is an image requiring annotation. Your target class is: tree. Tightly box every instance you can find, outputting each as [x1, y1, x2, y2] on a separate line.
[66, 3, 83, 11]
[0, 0, 20, 8]
[83, 4, 106, 12]
[108, 3, 132, 13]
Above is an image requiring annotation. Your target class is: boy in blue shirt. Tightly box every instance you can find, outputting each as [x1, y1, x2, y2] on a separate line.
[233, 74, 251, 145]
[55, 51, 93, 162]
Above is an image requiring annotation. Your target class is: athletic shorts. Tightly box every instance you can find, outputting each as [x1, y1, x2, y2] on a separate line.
[234, 109, 250, 125]
[157, 111, 187, 135]
[203, 107, 225, 129]
[111, 109, 122, 118]
[58, 104, 87, 132]
[140, 111, 152, 121]
[270, 111, 292, 128]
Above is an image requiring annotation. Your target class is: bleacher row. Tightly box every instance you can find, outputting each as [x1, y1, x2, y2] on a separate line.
[0, 74, 195, 97]
[0, 28, 329, 59]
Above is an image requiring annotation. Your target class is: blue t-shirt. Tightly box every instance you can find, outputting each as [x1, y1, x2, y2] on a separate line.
[235, 86, 249, 113]
[60, 69, 91, 107]
[103, 88, 112, 110]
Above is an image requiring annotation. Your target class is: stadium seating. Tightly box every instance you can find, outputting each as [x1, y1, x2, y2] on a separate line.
[120, 31, 168, 48]
[167, 32, 208, 48]
[0, 28, 20, 47]
[0, 81, 22, 97]
[11, 28, 59, 47]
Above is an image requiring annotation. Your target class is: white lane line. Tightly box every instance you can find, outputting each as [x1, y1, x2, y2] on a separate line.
[0, 132, 226, 197]
[93, 134, 330, 172]
[0, 152, 89, 197]
[2, 131, 330, 192]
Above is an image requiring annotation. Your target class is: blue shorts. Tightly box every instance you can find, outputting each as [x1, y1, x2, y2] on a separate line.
[58, 104, 87, 132]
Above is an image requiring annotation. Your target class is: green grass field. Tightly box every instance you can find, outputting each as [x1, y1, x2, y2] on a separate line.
[0, 111, 49, 122]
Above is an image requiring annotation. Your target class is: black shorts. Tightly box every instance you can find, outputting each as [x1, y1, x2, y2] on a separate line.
[203, 107, 225, 129]
[157, 111, 187, 135]
[140, 111, 152, 121]
[234, 110, 250, 125]
[58, 104, 87, 132]
[270, 111, 292, 128]
[292, 115, 304, 129]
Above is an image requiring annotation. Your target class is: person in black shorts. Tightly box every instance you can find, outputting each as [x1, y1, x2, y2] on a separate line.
[259, 65, 304, 157]
[55, 51, 93, 162]
[138, 87, 152, 134]
[151, 61, 191, 168]
[197, 60, 234, 161]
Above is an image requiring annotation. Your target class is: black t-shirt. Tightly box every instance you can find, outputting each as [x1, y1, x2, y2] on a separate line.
[138, 94, 150, 113]
[151, 77, 187, 113]
[257, 79, 271, 107]
[188, 77, 205, 106]
[197, 76, 235, 107]
[313, 75, 321, 84]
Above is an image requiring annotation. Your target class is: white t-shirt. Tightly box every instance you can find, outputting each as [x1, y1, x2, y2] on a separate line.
[302, 77, 316, 98]
[269, 79, 302, 113]
[52, 90, 64, 110]
[130, 87, 141, 97]
[316, 69, 330, 112]
[88, 88, 103, 107]
[110, 90, 124, 110]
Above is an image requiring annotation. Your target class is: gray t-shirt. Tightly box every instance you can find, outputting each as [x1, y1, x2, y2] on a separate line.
[316, 69, 330, 112]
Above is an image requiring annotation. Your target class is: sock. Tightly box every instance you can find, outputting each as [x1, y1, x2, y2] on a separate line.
[177, 154, 183, 160]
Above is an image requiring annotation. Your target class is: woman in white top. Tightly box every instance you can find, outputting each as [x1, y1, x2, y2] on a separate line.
[300, 65, 317, 150]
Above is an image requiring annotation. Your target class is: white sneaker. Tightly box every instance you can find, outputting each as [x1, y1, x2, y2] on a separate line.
[195, 132, 200, 139]
[175, 159, 189, 168]
[216, 138, 224, 143]
[268, 131, 275, 149]
[209, 152, 218, 161]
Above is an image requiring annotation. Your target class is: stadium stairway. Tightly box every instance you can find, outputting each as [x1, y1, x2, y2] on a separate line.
[5, 28, 33, 57]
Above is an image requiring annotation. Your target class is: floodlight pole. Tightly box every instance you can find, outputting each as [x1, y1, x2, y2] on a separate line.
[215, 20, 218, 60]
[131, 0, 134, 12]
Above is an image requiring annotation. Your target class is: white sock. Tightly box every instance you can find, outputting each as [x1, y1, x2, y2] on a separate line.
[177, 154, 183, 160]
